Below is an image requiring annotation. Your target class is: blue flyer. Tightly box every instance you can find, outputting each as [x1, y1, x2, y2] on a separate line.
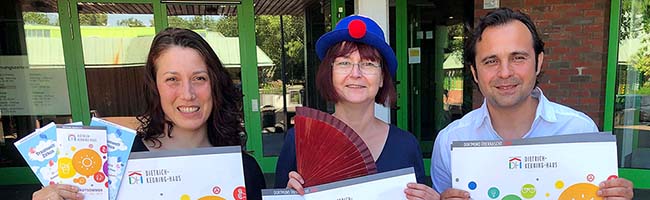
[90, 117, 137, 200]
[13, 122, 59, 186]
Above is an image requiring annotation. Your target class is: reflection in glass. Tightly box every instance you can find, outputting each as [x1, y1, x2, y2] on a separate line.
[396, 1, 471, 158]
[614, 0, 650, 170]
[77, 3, 155, 118]
[256, 15, 305, 157]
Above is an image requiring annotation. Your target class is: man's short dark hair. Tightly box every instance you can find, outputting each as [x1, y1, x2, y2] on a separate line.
[464, 8, 545, 85]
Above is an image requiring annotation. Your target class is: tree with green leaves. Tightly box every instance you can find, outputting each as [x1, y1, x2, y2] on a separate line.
[622, 0, 650, 93]
[79, 13, 107, 26]
[23, 12, 51, 25]
[244, 15, 304, 84]
[168, 16, 218, 30]
[117, 17, 145, 27]
[620, 0, 650, 40]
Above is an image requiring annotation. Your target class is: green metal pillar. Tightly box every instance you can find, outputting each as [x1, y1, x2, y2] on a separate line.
[60, 0, 90, 124]
[434, 26, 447, 131]
[237, 0, 264, 169]
[604, 0, 620, 131]
[396, 0, 408, 130]
[153, 0, 168, 32]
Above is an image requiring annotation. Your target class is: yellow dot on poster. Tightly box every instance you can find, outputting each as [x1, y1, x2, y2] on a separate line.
[180, 194, 190, 200]
[555, 180, 564, 189]
[546, 193, 550, 197]
[71, 146, 76, 151]
[58, 157, 76, 179]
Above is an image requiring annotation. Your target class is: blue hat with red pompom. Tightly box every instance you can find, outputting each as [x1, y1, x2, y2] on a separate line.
[315, 15, 397, 77]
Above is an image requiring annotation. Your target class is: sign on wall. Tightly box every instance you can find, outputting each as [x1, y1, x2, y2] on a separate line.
[408, 48, 421, 64]
[0, 56, 71, 116]
[483, 0, 499, 9]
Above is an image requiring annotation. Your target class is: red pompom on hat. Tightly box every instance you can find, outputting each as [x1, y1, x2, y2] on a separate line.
[347, 19, 367, 39]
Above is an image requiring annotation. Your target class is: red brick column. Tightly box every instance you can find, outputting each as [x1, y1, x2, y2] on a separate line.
[472, 0, 610, 129]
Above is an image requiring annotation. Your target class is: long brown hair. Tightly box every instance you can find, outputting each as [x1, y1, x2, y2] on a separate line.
[138, 27, 244, 147]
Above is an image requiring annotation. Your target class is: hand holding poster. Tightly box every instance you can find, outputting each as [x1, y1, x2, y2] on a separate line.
[451, 133, 618, 200]
[262, 168, 416, 200]
[116, 146, 246, 200]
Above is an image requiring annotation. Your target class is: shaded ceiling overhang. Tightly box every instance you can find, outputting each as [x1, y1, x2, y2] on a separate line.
[24, 0, 321, 16]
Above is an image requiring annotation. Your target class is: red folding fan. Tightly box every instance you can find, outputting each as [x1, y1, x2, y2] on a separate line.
[294, 107, 377, 187]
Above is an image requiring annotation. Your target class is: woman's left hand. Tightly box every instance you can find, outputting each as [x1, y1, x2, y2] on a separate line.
[597, 178, 634, 200]
[404, 183, 440, 200]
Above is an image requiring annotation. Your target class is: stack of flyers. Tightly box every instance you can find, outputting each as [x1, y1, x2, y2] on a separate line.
[13, 122, 59, 186]
[90, 117, 137, 200]
[56, 125, 109, 200]
[13, 118, 137, 200]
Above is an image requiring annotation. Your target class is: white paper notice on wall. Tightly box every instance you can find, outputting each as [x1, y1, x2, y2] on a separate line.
[252, 99, 259, 112]
[416, 31, 424, 40]
[483, 0, 499, 9]
[408, 48, 421, 64]
[426, 31, 434, 39]
[0, 56, 71, 116]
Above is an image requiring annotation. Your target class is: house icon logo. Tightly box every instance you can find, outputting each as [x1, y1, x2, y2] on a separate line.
[509, 157, 522, 169]
[128, 171, 143, 184]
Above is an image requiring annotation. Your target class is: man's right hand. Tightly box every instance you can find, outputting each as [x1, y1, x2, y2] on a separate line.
[440, 188, 470, 200]
[286, 171, 305, 195]
[33, 184, 84, 200]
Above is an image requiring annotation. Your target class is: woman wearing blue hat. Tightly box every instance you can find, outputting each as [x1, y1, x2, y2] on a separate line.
[275, 15, 440, 199]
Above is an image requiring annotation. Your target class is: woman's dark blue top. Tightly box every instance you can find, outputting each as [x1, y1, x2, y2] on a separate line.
[274, 124, 426, 188]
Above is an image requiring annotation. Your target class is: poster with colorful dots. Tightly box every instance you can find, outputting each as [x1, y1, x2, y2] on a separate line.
[116, 146, 246, 200]
[13, 122, 59, 186]
[56, 125, 109, 200]
[451, 133, 618, 200]
[90, 117, 137, 200]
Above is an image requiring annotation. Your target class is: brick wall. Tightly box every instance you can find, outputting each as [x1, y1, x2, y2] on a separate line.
[472, 0, 610, 129]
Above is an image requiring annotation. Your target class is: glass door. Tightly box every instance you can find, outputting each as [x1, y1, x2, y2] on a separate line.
[75, 1, 156, 122]
[611, 0, 650, 196]
[396, 0, 472, 158]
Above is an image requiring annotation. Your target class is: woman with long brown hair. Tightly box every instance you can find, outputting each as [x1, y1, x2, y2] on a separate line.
[33, 28, 266, 200]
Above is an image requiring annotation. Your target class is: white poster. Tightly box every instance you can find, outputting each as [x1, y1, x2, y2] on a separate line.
[451, 133, 618, 200]
[117, 146, 247, 200]
[0, 55, 71, 115]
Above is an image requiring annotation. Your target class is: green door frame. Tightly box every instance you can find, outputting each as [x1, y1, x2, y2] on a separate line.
[236, 0, 270, 172]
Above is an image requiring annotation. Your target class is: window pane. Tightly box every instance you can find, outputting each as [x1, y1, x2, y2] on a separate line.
[256, 15, 305, 157]
[614, 0, 650, 170]
[0, 1, 72, 168]
[77, 3, 155, 117]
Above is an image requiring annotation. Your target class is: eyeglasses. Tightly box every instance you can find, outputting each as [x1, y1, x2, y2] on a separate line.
[332, 61, 382, 75]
